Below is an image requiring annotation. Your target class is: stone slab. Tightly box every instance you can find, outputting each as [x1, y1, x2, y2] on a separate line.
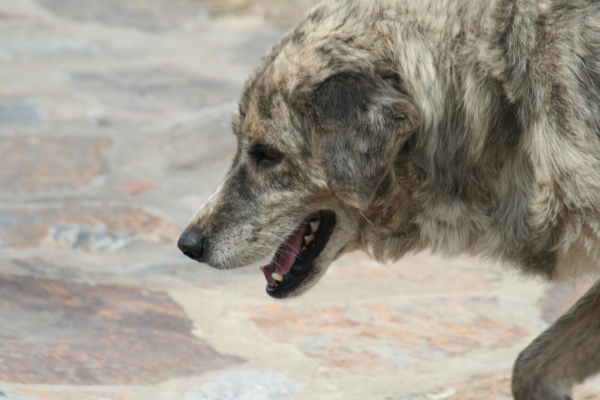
[0, 100, 41, 124]
[0, 31, 145, 63]
[70, 68, 240, 119]
[0, 274, 244, 385]
[33, 0, 208, 32]
[35, 0, 320, 31]
[245, 296, 529, 375]
[0, 206, 180, 250]
[222, 30, 284, 67]
[199, 0, 319, 28]
[165, 114, 236, 171]
[183, 371, 298, 400]
[6, 390, 132, 400]
[0, 136, 111, 193]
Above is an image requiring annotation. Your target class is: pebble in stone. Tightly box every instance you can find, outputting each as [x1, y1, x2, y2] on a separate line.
[183, 371, 298, 400]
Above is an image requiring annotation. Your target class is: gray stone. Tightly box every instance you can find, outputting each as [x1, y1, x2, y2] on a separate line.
[0, 100, 41, 124]
[51, 225, 132, 252]
[33, 0, 209, 32]
[71, 68, 241, 116]
[227, 30, 283, 66]
[166, 113, 237, 170]
[0, 32, 145, 63]
[195, 0, 319, 28]
[184, 372, 298, 400]
[11, 259, 83, 283]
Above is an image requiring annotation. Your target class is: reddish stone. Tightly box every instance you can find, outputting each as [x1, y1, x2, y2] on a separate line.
[0, 206, 180, 250]
[0, 274, 244, 385]
[246, 296, 529, 374]
[113, 180, 157, 195]
[0, 136, 112, 193]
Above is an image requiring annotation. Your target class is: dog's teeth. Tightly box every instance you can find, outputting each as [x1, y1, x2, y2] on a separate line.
[304, 234, 314, 245]
[259, 266, 265, 272]
[310, 220, 320, 232]
[302, 246, 307, 251]
[272, 273, 284, 282]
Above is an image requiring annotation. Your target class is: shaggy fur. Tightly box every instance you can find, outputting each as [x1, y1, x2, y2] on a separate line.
[179, 0, 600, 398]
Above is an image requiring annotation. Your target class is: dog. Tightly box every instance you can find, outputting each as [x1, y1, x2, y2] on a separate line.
[178, 0, 600, 398]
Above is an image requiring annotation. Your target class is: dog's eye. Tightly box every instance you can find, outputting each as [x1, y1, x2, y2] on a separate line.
[264, 148, 280, 161]
[253, 145, 282, 165]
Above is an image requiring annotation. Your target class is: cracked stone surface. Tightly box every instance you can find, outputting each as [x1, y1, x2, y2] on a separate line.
[1, 0, 600, 399]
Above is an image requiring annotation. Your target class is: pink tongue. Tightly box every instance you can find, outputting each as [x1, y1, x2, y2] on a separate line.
[262, 222, 308, 285]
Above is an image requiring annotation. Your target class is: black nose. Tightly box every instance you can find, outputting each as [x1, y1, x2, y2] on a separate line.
[178, 230, 205, 261]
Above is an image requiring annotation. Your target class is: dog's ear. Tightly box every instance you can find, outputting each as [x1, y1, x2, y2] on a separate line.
[290, 70, 420, 210]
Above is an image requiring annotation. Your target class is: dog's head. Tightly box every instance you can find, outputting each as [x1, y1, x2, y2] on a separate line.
[178, 4, 421, 298]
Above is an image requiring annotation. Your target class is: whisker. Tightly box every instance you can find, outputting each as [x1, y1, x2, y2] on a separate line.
[359, 210, 377, 231]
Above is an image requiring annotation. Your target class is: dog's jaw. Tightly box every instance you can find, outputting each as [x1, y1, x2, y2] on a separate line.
[260, 210, 337, 299]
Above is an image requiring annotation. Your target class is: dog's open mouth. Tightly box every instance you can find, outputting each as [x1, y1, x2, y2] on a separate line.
[260, 210, 336, 298]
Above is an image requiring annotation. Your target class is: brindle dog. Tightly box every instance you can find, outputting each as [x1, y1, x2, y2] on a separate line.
[178, 1, 600, 398]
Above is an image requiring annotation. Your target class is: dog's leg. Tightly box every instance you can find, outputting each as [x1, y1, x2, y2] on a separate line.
[512, 279, 600, 400]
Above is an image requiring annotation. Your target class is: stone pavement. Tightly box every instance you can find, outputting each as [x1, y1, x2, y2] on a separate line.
[0, 0, 599, 399]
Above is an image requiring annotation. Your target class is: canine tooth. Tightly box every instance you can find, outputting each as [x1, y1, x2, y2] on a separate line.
[272, 273, 284, 282]
[302, 246, 307, 251]
[310, 220, 321, 232]
[304, 234, 314, 245]
[259, 266, 265, 272]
